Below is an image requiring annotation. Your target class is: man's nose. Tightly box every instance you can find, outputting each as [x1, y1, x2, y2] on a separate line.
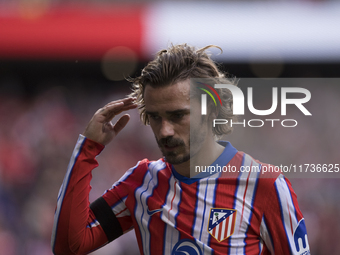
[159, 119, 175, 138]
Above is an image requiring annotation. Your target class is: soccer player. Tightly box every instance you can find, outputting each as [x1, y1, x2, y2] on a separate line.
[51, 44, 310, 255]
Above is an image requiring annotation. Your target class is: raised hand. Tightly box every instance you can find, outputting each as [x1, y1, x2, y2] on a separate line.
[83, 97, 138, 145]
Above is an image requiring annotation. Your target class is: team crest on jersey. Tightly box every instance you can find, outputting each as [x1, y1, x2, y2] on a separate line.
[208, 208, 237, 242]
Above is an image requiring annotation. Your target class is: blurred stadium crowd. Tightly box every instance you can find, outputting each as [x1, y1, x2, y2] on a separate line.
[1, 0, 340, 254]
[0, 76, 339, 254]
[0, 80, 161, 254]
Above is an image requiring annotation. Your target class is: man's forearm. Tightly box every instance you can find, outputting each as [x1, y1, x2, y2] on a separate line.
[51, 135, 107, 255]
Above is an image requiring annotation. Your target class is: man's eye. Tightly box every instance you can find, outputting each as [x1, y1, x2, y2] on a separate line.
[172, 113, 184, 120]
[149, 114, 160, 121]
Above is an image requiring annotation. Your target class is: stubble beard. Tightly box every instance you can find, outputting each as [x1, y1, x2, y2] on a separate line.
[156, 136, 191, 165]
[155, 127, 207, 165]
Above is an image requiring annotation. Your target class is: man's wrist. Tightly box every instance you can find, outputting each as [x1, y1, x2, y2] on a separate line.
[78, 134, 105, 156]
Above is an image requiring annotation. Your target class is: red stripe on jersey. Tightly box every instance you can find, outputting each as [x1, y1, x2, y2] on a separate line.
[147, 163, 172, 255]
[209, 152, 243, 251]
[240, 166, 252, 230]
[243, 163, 280, 255]
[167, 181, 178, 220]
[175, 182, 198, 240]
[116, 207, 128, 217]
[250, 167, 290, 254]
[212, 226, 217, 239]
[217, 220, 223, 241]
[285, 178, 304, 222]
[287, 199, 293, 235]
[210, 179, 238, 251]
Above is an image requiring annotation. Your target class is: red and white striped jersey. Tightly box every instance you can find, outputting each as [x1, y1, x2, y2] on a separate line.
[52, 135, 310, 255]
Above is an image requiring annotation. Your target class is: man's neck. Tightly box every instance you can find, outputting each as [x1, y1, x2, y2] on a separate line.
[173, 141, 225, 178]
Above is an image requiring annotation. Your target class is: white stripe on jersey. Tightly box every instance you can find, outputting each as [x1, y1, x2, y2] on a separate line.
[112, 197, 130, 218]
[88, 220, 100, 229]
[274, 174, 298, 253]
[229, 153, 260, 254]
[51, 135, 86, 248]
[260, 216, 274, 254]
[259, 237, 264, 254]
[134, 160, 166, 255]
[192, 178, 215, 255]
[161, 174, 181, 254]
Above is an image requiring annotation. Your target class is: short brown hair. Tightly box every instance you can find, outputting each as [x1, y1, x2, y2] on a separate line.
[128, 43, 237, 137]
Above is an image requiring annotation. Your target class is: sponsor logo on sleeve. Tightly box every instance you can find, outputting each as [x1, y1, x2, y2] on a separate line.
[294, 219, 310, 255]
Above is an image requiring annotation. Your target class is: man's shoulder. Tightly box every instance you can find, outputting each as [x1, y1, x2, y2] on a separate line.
[130, 158, 169, 174]
[232, 152, 286, 194]
[216, 151, 283, 189]
[112, 158, 169, 187]
[237, 151, 282, 178]
[135, 157, 166, 167]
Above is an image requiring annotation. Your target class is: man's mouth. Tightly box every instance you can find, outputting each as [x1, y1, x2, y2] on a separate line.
[163, 144, 179, 151]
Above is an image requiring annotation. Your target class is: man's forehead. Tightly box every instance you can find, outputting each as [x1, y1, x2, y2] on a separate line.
[144, 83, 194, 114]
[144, 81, 191, 101]
[144, 99, 191, 112]
[147, 80, 190, 91]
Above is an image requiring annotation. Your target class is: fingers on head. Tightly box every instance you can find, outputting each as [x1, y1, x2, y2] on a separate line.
[106, 97, 136, 108]
[113, 114, 130, 134]
[99, 102, 123, 116]
[98, 98, 137, 122]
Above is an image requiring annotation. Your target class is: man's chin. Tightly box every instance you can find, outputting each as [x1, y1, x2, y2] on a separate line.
[164, 153, 191, 165]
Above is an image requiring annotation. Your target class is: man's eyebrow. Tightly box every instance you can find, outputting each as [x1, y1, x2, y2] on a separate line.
[145, 109, 190, 115]
[145, 111, 158, 115]
[165, 109, 190, 114]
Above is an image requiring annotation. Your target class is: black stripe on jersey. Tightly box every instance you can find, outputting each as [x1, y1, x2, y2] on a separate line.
[90, 197, 123, 242]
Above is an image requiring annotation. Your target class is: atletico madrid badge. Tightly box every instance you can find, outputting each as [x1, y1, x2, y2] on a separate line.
[208, 208, 237, 242]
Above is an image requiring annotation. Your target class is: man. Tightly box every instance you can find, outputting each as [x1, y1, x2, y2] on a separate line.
[51, 44, 310, 254]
